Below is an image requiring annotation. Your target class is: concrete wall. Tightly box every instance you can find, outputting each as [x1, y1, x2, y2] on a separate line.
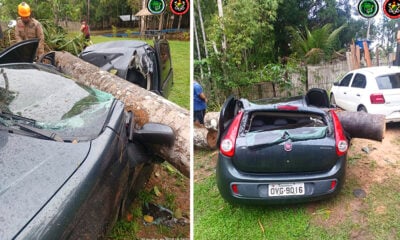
[233, 56, 395, 101]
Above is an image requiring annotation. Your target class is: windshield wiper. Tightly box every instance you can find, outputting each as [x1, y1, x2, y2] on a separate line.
[0, 110, 36, 124]
[0, 111, 64, 142]
[15, 122, 64, 142]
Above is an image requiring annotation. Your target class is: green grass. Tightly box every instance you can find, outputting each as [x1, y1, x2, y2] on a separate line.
[89, 35, 190, 109]
[194, 176, 312, 240]
[194, 171, 400, 240]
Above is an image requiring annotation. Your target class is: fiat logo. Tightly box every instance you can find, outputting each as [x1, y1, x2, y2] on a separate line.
[284, 140, 292, 152]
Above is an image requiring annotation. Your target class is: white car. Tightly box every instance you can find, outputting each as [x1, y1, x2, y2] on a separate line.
[330, 66, 400, 122]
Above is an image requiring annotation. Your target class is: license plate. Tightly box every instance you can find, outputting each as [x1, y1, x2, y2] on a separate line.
[268, 183, 305, 197]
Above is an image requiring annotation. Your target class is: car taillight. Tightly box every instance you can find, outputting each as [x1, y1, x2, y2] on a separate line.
[277, 105, 298, 111]
[231, 184, 239, 194]
[330, 110, 348, 156]
[370, 93, 385, 104]
[330, 180, 337, 190]
[220, 111, 244, 157]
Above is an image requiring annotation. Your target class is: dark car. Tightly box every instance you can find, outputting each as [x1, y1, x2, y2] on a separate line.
[216, 89, 349, 204]
[0, 39, 175, 239]
[79, 39, 173, 98]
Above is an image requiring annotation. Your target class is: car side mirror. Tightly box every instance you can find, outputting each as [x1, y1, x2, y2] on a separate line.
[333, 82, 339, 86]
[126, 111, 175, 146]
[131, 123, 175, 146]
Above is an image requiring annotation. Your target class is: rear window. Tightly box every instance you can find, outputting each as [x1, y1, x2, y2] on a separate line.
[376, 74, 400, 89]
[244, 111, 329, 147]
[246, 111, 327, 133]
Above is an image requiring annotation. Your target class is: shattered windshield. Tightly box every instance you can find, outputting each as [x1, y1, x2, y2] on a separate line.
[0, 64, 114, 140]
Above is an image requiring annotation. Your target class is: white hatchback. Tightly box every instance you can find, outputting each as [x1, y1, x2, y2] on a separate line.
[330, 66, 400, 122]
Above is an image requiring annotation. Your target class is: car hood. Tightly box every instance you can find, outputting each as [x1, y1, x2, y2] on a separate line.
[0, 131, 90, 239]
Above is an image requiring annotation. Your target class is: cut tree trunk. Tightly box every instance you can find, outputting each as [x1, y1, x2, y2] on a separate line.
[204, 112, 219, 131]
[336, 111, 385, 141]
[54, 51, 190, 178]
[195, 111, 386, 149]
[193, 126, 217, 150]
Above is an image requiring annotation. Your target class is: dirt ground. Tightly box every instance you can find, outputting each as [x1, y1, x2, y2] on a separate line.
[308, 122, 400, 238]
[194, 122, 400, 237]
[131, 163, 190, 239]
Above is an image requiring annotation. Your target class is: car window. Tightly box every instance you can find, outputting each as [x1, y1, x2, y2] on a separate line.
[376, 73, 400, 89]
[0, 64, 114, 140]
[351, 74, 366, 88]
[339, 74, 352, 87]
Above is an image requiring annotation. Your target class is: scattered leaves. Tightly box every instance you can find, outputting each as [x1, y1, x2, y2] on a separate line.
[126, 213, 133, 222]
[153, 186, 162, 197]
[174, 208, 183, 219]
[258, 219, 265, 234]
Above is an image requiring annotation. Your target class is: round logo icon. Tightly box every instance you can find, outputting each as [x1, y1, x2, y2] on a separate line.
[358, 0, 379, 18]
[147, 0, 166, 15]
[170, 0, 190, 15]
[383, 0, 400, 19]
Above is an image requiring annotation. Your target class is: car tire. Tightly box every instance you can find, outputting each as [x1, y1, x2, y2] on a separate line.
[358, 105, 367, 113]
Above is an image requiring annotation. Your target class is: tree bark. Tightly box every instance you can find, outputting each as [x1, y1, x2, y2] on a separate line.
[54, 51, 190, 178]
[204, 112, 219, 131]
[193, 126, 217, 149]
[336, 111, 385, 141]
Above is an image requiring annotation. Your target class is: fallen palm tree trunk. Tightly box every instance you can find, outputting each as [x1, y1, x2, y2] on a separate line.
[336, 111, 385, 142]
[195, 110, 386, 149]
[54, 51, 190, 178]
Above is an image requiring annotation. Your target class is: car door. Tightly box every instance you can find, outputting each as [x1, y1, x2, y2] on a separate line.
[335, 73, 353, 109]
[348, 73, 367, 111]
[0, 39, 38, 63]
[154, 39, 173, 98]
[217, 96, 241, 146]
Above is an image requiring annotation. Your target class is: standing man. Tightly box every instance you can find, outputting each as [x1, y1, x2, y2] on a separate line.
[193, 80, 207, 126]
[80, 20, 91, 41]
[15, 2, 45, 58]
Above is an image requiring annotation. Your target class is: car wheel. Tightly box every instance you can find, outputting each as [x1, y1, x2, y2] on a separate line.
[330, 93, 336, 106]
[358, 105, 367, 113]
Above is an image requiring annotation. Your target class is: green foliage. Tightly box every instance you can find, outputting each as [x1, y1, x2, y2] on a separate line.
[288, 23, 347, 64]
[112, 25, 118, 37]
[202, 0, 281, 103]
[40, 20, 85, 55]
[138, 190, 154, 204]
[124, 29, 132, 38]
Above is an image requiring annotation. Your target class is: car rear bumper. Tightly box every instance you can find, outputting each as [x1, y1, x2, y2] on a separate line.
[216, 153, 347, 205]
[367, 105, 400, 122]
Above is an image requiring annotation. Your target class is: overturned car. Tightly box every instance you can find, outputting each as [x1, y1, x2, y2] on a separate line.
[0, 39, 175, 239]
[79, 39, 173, 98]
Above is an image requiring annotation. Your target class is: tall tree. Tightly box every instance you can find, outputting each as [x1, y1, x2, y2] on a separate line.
[288, 23, 347, 64]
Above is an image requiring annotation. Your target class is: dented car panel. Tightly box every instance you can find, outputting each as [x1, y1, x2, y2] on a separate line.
[216, 90, 348, 204]
[79, 39, 173, 98]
